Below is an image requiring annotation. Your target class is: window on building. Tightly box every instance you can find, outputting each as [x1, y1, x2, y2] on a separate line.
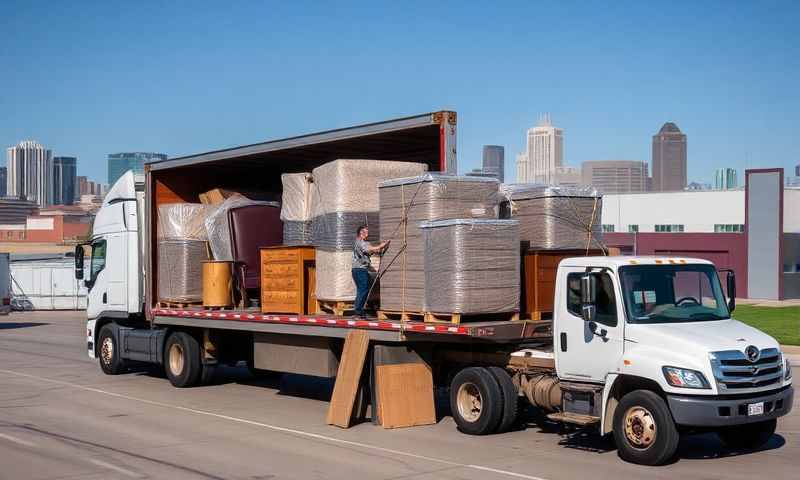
[655, 224, 684, 233]
[602, 224, 615, 233]
[714, 224, 744, 233]
[628, 225, 639, 233]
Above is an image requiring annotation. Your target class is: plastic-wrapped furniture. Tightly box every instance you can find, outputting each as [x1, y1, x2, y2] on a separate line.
[228, 204, 283, 291]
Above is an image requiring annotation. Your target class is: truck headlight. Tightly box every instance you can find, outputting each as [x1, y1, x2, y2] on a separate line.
[662, 366, 711, 389]
[785, 356, 793, 381]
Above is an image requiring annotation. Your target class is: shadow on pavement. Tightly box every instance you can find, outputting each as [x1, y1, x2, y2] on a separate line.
[678, 432, 786, 460]
[0, 322, 49, 330]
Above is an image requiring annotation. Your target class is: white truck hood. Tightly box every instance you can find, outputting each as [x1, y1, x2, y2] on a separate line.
[626, 318, 780, 353]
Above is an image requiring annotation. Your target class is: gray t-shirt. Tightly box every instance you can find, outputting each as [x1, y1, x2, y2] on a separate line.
[352, 238, 372, 269]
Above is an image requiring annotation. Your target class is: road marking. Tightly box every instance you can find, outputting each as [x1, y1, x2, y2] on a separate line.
[0, 368, 548, 480]
[0, 431, 36, 447]
[89, 459, 144, 478]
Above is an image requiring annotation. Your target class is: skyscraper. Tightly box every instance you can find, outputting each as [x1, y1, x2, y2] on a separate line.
[53, 156, 78, 205]
[108, 152, 167, 186]
[523, 114, 563, 184]
[582, 160, 649, 193]
[516, 152, 529, 183]
[0, 167, 6, 197]
[651, 122, 687, 192]
[481, 145, 505, 182]
[713, 168, 738, 190]
[6, 140, 53, 207]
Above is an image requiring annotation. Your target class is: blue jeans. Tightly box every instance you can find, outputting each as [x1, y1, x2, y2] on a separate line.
[352, 268, 370, 315]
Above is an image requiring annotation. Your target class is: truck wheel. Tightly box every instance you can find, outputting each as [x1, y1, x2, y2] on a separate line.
[165, 332, 202, 388]
[612, 390, 679, 466]
[717, 419, 776, 450]
[98, 324, 126, 375]
[487, 366, 519, 433]
[450, 367, 503, 435]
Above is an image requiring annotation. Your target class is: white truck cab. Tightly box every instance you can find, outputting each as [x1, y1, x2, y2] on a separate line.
[550, 256, 793, 464]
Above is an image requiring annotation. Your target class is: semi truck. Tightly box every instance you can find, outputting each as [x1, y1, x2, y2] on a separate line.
[76, 111, 793, 466]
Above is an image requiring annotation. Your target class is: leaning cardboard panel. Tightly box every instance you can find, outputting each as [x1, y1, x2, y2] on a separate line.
[421, 219, 520, 314]
[377, 174, 500, 313]
[499, 183, 603, 251]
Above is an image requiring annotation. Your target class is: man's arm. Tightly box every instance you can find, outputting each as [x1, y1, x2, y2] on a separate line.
[366, 240, 390, 254]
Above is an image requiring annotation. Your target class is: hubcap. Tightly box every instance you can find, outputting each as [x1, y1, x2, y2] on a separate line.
[624, 406, 657, 449]
[456, 382, 483, 423]
[169, 343, 185, 377]
[100, 336, 114, 365]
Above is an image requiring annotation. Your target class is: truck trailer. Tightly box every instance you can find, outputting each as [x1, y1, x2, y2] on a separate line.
[76, 111, 793, 466]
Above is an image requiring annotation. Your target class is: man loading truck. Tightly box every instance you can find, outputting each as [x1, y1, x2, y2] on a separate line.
[351, 224, 389, 318]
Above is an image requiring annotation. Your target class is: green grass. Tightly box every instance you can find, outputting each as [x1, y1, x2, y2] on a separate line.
[732, 305, 800, 346]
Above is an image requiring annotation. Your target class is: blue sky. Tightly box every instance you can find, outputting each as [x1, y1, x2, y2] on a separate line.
[2, 1, 798, 184]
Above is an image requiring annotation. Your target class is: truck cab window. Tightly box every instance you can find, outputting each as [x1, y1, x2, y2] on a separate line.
[566, 272, 618, 327]
[90, 240, 107, 284]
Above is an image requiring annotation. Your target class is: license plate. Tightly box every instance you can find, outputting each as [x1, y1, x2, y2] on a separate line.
[747, 402, 764, 416]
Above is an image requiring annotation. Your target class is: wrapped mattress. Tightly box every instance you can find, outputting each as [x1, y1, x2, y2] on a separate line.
[377, 174, 500, 312]
[280, 173, 314, 246]
[157, 239, 210, 303]
[499, 184, 603, 251]
[421, 219, 520, 314]
[158, 203, 216, 240]
[315, 249, 380, 302]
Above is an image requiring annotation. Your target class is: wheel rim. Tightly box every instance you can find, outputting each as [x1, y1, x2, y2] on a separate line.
[169, 343, 185, 377]
[624, 406, 657, 450]
[100, 336, 114, 366]
[456, 382, 483, 423]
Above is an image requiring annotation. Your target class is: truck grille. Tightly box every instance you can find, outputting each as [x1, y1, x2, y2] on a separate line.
[710, 348, 783, 394]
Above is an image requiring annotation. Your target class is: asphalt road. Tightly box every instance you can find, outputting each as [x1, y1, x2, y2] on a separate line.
[0, 311, 797, 480]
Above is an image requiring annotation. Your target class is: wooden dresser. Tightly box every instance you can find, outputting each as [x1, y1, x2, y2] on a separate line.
[260, 246, 316, 314]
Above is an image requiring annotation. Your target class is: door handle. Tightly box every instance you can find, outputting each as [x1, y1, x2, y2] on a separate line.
[102, 292, 107, 304]
[560, 332, 567, 352]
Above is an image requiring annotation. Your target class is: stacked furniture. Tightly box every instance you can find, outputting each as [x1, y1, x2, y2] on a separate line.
[280, 173, 315, 246]
[377, 174, 500, 315]
[421, 219, 520, 322]
[499, 184, 605, 320]
[310, 159, 427, 305]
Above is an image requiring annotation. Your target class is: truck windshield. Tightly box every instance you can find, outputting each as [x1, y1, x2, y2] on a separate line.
[619, 264, 730, 324]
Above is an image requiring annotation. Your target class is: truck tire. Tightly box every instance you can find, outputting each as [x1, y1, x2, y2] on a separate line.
[98, 324, 126, 375]
[717, 419, 776, 450]
[612, 390, 679, 466]
[450, 367, 503, 435]
[164, 332, 202, 388]
[487, 366, 519, 433]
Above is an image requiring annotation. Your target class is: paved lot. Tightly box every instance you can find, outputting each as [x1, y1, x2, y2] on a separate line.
[0, 311, 797, 480]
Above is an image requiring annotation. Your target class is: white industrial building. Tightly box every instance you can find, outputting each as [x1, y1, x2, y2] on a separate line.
[601, 187, 800, 234]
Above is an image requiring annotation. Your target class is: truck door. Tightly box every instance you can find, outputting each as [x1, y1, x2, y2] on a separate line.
[85, 234, 128, 319]
[555, 267, 625, 383]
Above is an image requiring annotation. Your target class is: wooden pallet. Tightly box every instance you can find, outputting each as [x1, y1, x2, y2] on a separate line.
[316, 299, 355, 316]
[378, 310, 519, 325]
[157, 301, 201, 309]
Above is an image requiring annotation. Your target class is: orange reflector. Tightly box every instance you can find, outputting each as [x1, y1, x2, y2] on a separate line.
[669, 259, 676, 264]
[629, 260, 638, 265]
[679, 259, 686, 264]
[655, 259, 663, 264]
[624, 359, 632, 366]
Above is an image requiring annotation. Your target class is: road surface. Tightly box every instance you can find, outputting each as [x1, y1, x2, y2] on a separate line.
[0, 311, 796, 479]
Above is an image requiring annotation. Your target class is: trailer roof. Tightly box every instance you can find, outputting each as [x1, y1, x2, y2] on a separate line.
[147, 111, 454, 172]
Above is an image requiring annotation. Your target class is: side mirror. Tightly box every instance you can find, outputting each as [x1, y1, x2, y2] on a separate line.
[724, 270, 736, 313]
[74, 244, 85, 280]
[581, 273, 597, 322]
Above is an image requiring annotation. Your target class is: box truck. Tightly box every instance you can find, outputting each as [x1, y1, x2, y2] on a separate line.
[76, 111, 792, 465]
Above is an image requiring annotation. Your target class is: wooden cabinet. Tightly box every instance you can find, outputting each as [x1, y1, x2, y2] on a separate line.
[522, 249, 603, 319]
[260, 246, 316, 314]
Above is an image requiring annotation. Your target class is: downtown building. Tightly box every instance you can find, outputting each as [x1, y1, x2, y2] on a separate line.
[6, 140, 53, 208]
[108, 152, 167, 186]
[651, 122, 687, 192]
[713, 168, 737, 190]
[53, 156, 77, 205]
[582, 160, 649, 194]
[516, 115, 563, 183]
[481, 145, 505, 182]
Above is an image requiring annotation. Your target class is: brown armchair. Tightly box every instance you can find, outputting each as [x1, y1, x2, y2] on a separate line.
[228, 204, 283, 292]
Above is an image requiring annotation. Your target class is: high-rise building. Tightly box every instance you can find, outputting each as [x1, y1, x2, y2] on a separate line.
[108, 152, 167, 186]
[713, 168, 738, 190]
[6, 140, 53, 207]
[521, 114, 563, 184]
[0, 167, 6, 197]
[582, 160, 649, 194]
[795, 164, 799, 177]
[516, 152, 529, 183]
[651, 122, 687, 192]
[553, 166, 581, 187]
[481, 145, 505, 182]
[77, 176, 89, 197]
[53, 156, 77, 205]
